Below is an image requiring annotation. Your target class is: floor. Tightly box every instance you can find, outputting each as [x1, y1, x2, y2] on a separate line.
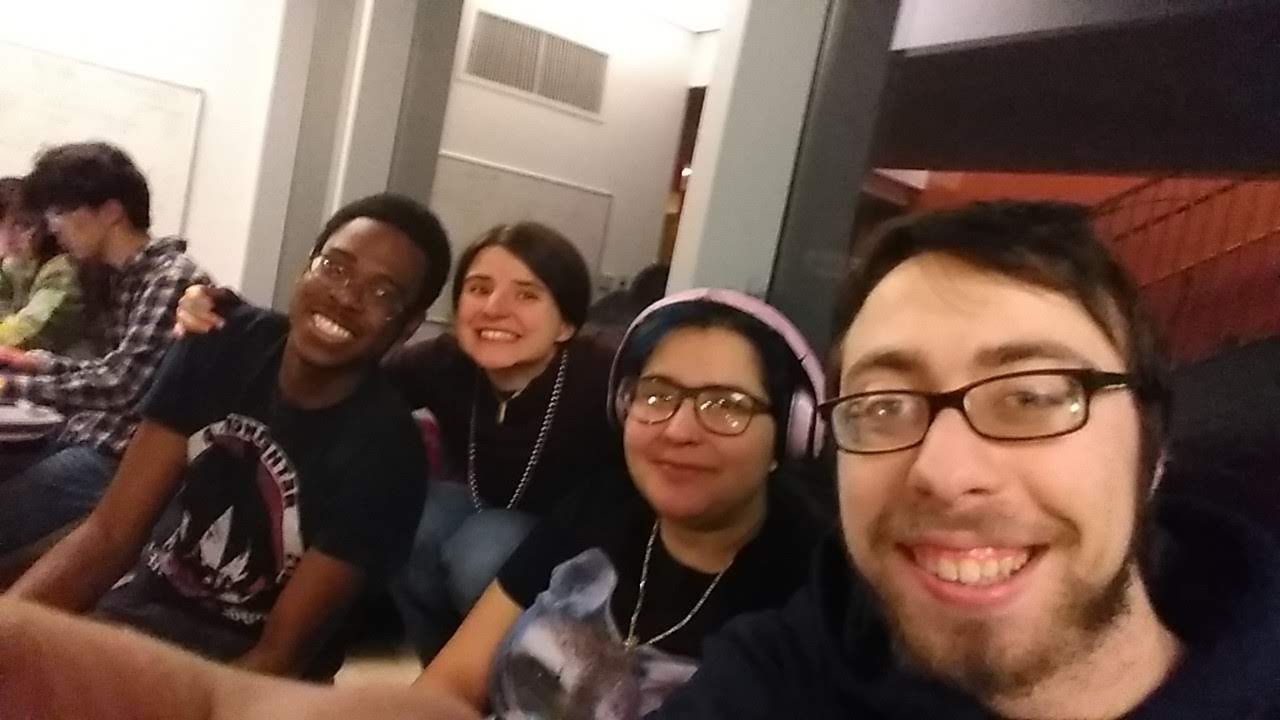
[334, 644, 423, 686]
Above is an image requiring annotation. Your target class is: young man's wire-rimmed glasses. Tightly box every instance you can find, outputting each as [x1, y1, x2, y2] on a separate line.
[307, 253, 408, 321]
[818, 368, 1133, 454]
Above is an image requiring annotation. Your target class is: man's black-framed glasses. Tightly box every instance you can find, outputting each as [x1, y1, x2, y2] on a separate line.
[621, 375, 771, 436]
[308, 253, 407, 320]
[819, 368, 1133, 454]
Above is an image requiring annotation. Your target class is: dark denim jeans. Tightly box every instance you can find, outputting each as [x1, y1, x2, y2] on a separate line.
[390, 480, 537, 662]
[0, 443, 118, 556]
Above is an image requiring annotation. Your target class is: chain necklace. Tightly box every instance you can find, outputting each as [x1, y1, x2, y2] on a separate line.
[624, 520, 733, 651]
[467, 349, 568, 511]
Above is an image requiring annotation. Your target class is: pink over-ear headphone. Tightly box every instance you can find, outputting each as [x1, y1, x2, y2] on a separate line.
[606, 288, 826, 461]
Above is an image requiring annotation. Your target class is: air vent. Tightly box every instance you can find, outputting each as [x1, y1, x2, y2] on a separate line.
[465, 11, 608, 114]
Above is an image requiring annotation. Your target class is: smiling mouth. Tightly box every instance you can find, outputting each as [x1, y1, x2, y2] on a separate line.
[909, 546, 1037, 587]
[478, 329, 518, 342]
[311, 313, 354, 342]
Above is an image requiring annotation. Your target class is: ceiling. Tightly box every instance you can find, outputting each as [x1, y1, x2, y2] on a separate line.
[641, 0, 731, 33]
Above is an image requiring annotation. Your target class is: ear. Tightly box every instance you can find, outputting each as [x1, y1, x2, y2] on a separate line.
[98, 199, 126, 226]
[555, 321, 576, 343]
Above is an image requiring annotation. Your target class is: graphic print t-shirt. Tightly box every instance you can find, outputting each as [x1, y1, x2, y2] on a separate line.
[136, 305, 428, 629]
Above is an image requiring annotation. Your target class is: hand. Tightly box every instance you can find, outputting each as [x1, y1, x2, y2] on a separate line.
[0, 346, 42, 372]
[173, 284, 229, 337]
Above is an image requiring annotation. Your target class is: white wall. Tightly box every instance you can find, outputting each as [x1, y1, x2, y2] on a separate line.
[0, 0, 302, 301]
[440, 0, 694, 283]
[893, 0, 1220, 50]
[689, 31, 720, 86]
[667, 0, 827, 296]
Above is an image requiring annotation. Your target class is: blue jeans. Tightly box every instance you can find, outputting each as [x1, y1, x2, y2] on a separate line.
[0, 444, 118, 556]
[391, 480, 537, 662]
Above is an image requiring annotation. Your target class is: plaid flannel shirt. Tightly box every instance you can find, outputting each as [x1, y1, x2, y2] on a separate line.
[0, 237, 210, 456]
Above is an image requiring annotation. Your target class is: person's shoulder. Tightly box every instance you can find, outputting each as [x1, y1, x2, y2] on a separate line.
[651, 587, 830, 719]
[147, 236, 211, 284]
[166, 303, 283, 378]
[390, 331, 470, 373]
[724, 538, 853, 668]
[36, 253, 76, 275]
[569, 333, 619, 373]
[220, 303, 289, 343]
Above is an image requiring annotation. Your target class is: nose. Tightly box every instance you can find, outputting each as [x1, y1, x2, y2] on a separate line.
[330, 278, 361, 308]
[905, 408, 1002, 504]
[660, 398, 703, 443]
[482, 286, 512, 315]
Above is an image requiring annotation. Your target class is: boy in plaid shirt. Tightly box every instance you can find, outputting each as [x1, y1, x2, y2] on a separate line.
[0, 142, 208, 563]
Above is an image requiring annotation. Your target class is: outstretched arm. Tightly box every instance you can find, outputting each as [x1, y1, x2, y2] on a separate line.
[0, 597, 480, 720]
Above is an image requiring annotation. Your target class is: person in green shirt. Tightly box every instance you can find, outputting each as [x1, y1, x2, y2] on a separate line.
[0, 177, 85, 352]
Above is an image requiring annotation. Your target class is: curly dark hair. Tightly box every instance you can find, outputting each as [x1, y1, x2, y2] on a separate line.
[311, 193, 452, 313]
[23, 142, 151, 230]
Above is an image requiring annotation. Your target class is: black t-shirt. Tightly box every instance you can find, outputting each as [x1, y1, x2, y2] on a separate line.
[498, 472, 821, 658]
[382, 333, 624, 515]
[135, 305, 429, 629]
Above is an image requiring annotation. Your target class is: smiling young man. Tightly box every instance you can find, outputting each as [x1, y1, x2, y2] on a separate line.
[9, 193, 452, 677]
[0, 142, 208, 565]
[654, 202, 1280, 719]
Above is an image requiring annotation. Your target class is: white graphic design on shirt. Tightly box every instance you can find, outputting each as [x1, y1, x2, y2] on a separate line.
[145, 414, 304, 626]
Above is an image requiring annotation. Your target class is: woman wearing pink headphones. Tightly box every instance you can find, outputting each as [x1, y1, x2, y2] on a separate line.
[416, 288, 829, 719]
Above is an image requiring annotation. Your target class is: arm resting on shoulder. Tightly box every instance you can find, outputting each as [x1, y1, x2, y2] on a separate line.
[9, 421, 188, 611]
[414, 580, 524, 712]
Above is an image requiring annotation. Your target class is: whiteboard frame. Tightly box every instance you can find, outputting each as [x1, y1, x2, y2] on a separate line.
[0, 40, 206, 235]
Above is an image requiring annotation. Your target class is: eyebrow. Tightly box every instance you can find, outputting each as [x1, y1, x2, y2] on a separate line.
[840, 349, 926, 388]
[463, 273, 548, 292]
[841, 341, 1095, 389]
[972, 341, 1093, 369]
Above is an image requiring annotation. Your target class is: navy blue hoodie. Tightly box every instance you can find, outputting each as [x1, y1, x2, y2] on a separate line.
[654, 498, 1280, 719]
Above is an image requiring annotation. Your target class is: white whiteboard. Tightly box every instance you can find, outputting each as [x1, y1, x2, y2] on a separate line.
[429, 151, 612, 318]
[0, 41, 203, 237]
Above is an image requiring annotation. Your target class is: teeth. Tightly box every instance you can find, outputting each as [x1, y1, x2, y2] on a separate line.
[916, 547, 1031, 587]
[479, 329, 517, 341]
[312, 314, 353, 341]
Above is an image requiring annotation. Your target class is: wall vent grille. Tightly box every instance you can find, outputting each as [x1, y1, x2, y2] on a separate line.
[465, 11, 607, 114]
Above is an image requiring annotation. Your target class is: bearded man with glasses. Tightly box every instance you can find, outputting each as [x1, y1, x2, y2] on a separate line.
[655, 201, 1280, 719]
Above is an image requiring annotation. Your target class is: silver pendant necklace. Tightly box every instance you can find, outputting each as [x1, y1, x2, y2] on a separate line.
[467, 349, 568, 511]
[624, 520, 733, 651]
